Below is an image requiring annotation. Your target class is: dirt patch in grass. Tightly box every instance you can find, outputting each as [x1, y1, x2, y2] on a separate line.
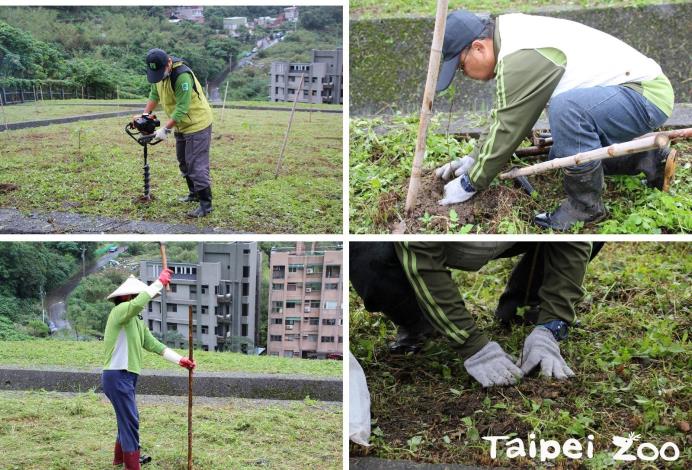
[389, 170, 537, 233]
[0, 183, 19, 193]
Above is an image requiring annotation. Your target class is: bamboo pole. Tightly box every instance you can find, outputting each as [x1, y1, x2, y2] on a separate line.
[500, 134, 670, 179]
[635, 127, 692, 142]
[274, 73, 305, 178]
[188, 304, 194, 470]
[404, 0, 449, 214]
[159, 242, 170, 292]
[220, 81, 229, 124]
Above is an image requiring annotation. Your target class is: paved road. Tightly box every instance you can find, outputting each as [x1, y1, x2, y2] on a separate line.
[46, 246, 127, 331]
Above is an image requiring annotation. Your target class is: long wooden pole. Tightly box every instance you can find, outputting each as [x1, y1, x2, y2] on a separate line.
[274, 73, 305, 178]
[499, 134, 669, 179]
[220, 81, 230, 124]
[404, 0, 449, 214]
[188, 304, 193, 470]
[159, 243, 170, 292]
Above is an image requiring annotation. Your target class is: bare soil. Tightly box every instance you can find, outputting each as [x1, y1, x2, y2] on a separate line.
[0, 184, 19, 194]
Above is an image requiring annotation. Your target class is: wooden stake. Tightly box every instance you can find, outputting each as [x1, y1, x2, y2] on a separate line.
[404, 0, 449, 214]
[159, 242, 170, 292]
[188, 304, 193, 470]
[274, 73, 305, 178]
[499, 134, 670, 179]
[0, 96, 7, 131]
[220, 81, 229, 124]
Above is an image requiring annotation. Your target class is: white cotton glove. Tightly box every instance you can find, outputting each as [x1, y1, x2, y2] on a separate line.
[154, 127, 170, 141]
[517, 327, 575, 379]
[438, 174, 477, 205]
[434, 156, 475, 182]
[162, 347, 183, 364]
[463, 341, 524, 387]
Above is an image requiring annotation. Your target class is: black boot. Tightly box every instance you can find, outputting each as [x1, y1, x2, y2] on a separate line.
[602, 147, 676, 190]
[389, 318, 436, 355]
[187, 186, 212, 218]
[534, 162, 606, 231]
[179, 176, 198, 203]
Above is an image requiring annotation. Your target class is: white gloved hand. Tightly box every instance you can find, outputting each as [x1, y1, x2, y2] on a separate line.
[438, 174, 476, 205]
[463, 341, 524, 387]
[154, 127, 169, 141]
[434, 156, 475, 182]
[517, 327, 575, 379]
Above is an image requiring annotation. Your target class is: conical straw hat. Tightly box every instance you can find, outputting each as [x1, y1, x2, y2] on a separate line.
[107, 275, 153, 300]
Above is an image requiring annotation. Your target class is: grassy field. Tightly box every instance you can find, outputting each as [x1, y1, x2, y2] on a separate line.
[0, 106, 342, 233]
[350, 243, 691, 468]
[0, 340, 342, 377]
[351, 0, 686, 19]
[350, 115, 691, 234]
[0, 390, 341, 470]
[227, 100, 343, 111]
[0, 102, 139, 124]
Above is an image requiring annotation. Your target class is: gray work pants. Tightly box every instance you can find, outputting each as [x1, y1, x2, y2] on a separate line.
[175, 125, 212, 191]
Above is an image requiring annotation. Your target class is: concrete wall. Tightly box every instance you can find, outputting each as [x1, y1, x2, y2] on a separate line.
[350, 3, 691, 115]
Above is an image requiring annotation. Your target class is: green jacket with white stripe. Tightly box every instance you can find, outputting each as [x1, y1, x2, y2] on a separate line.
[102, 287, 166, 375]
[467, 14, 674, 190]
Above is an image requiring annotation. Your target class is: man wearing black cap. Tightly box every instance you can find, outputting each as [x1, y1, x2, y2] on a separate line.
[137, 48, 214, 217]
[434, 11, 675, 230]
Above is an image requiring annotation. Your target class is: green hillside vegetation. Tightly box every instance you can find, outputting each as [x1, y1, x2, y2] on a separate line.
[0, 243, 96, 339]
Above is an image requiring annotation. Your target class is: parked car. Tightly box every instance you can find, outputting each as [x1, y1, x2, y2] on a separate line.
[108, 245, 118, 253]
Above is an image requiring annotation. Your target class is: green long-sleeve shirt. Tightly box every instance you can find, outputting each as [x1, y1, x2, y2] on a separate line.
[467, 18, 674, 190]
[102, 290, 166, 374]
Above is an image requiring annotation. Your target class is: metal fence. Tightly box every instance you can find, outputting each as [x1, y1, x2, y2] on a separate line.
[0, 86, 121, 106]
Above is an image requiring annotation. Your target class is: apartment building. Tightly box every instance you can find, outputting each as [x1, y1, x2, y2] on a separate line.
[267, 243, 343, 359]
[140, 242, 261, 353]
[269, 48, 343, 104]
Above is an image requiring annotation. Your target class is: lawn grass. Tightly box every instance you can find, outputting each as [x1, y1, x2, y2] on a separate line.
[349, 115, 692, 234]
[0, 340, 342, 377]
[350, 243, 691, 467]
[0, 390, 341, 469]
[351, 0, 686, 19]
[0, 101, 139, 124]
[227, 100, 342, 111]
[0, 106, 343, 233]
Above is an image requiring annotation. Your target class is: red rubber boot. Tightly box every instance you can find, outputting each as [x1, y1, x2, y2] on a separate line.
[113, 440, 124, 465]
[123, 450, 141, 470]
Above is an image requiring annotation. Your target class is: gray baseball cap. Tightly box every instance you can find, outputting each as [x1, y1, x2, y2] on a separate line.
[437, 10, 485, 92]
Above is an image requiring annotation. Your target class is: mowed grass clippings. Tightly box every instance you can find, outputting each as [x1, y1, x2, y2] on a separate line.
[350, 243, 691, 467]
[0, 107, 343, 233]
[0, 340, 342, 377]
[0, 391, 342, 470]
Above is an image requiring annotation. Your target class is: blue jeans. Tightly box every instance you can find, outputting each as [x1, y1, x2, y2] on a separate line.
[547, 86, 668, 172]
[102, 370, 140, 453]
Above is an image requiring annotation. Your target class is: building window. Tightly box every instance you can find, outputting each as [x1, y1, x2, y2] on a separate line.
[305, 282, 321, 292]
[309, 317, 319, 325]
[148, 302, 152, 312]
[324, 301, 338, 310]
[307, 334, 318, 342]
[201, 285, 208, 294]
[242, 304, 248, 316]
[201, 306, 208, 315]
[288, 264, 304, 273]
[241, 324, 248, 336]
[170, 284, 177, 293]
[271, 301, 283, 313]
[287, 283, 299, 291]
[326, 265, 340, 278]
[243, 266, 250, 277]
[322, 319, 336, 326]
[307, 300, 320, 308]
[166, 303, 176, 313]
[271, 318, 283, 325]
[242, 283, 249, 296]
[285, 318, 299, 326]
[243, 249, 250, 254]
[148, 319, 153, 329]
[338, 336, 343, 343]
[306, 265, 322, 275]
[320, 336, 335, 343]
[283, 351, 293, 357]
[167, 323, 177, 332]
[286, 301, 299, 309]
[272, 266, 285, 279]
[325, 283, 338, 290]
[270, 335, 282, 342]
[272, 283, 284, 290]
[189, 286, 196, 299]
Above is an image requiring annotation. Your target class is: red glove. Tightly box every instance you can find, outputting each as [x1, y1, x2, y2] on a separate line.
[158, 268, 173, 286]
[179, 358, 196, 370]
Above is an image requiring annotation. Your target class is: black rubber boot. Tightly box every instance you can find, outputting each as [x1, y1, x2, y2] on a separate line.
[178, 176, 198, 203]
[602, 147, 674, 190]
[389, 318, 436, 355]
[534, 162, 606, 231]
[140, 454, 152, 465]
[187, 186, 212, 218]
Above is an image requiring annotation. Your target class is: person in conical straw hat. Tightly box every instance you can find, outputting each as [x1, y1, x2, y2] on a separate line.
[101, 269, 195, 470]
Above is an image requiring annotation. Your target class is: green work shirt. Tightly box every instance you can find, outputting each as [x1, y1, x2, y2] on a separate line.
[102, 290, 166, 375]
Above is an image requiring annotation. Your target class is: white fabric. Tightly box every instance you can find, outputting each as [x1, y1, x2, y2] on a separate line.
[439, 176, 476, 205]
[107, 275, 151, 300]
[497, 14, 663, 99]
[349, 352, 371, 446]
[435, 156, 475, 182]
[144, 280, 164, 298]
[106, 328, 129, 370]
[162, 347, 183, 365]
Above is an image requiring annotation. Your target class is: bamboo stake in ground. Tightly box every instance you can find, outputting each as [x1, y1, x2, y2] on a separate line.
[220, 81, 229, 124]
[500, 134, 670, 179]
[274, 73, 305, 178]
[188, 304, 194, 470]
[404, 0, 449, 214]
